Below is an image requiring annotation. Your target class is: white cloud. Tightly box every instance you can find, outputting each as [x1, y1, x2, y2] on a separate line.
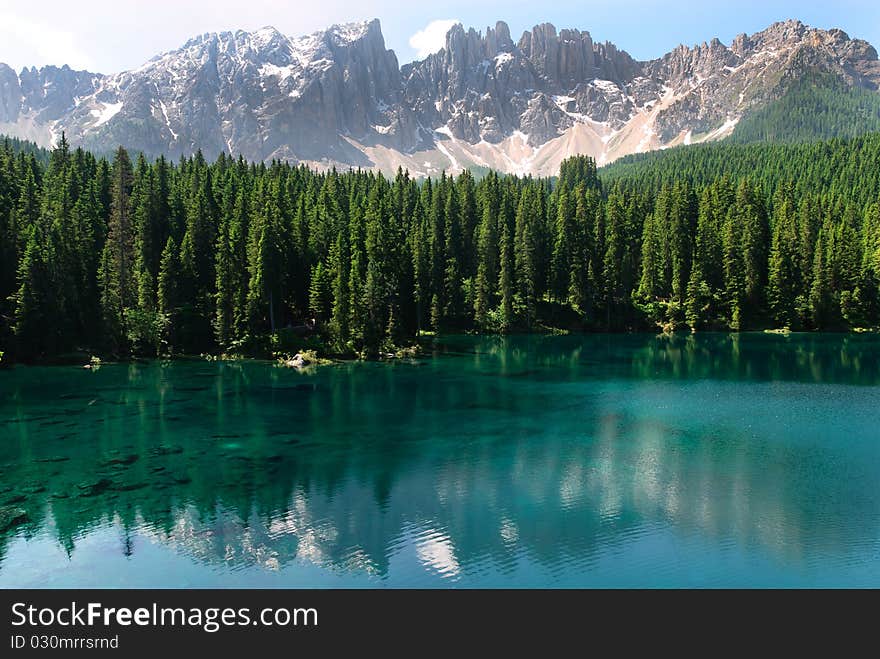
[409, 19, 460, 58]
[0, 12, 96, 71]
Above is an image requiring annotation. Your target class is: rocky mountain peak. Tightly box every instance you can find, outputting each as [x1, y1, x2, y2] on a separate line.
[249, 25, 287, 48]
[1, 17, 878, 176]
[485, 21, 514, 56]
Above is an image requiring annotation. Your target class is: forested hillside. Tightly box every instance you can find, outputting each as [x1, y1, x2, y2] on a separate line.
[730, 74, 880, 145]
[601, 134, 880, 207]
[0, 136, 51, 167]
[1, 134, 879, 362]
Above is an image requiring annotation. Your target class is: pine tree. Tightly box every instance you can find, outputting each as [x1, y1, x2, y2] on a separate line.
[184, 173, 217, 301]
[132, 155, 157, 311]
[429, 176, 446, 328]
[247, 194, 285, 334]
[737, 180, 770, 325]
[515, 187, 538, 328]
[363, 183, 395, 347]
[343, 189, 365, 342]
[767, 191, 800, 327]
[569, 184, 595, 317]
[551, 189, 575, 302]
[70, 179, 104, 347]
[457, 170, 478, 278]
[330, 228, 351, 348]
[637, 213, 661, 301]
[214, 202, 235, 348]
[831, 207, 863, 326]
[602, 190, 632, 329]
[495, 216, 513, 331]
[443, 182, 463, 321]
[722, 205, 745, 330]
[309, 261, 331, 324]
[4, 165, 40, 348]
[853, 203, 880, 327]
[685, 185, 724, 329]
[157, 236, 181, 353]
[669, 181, 697, 301]
[14, 222, 55, 357]
[473, 185, 498, 329]
[409, 189, 429, 333]
[99, 147, 135, 354]
[796, 195, 820, 293]
[809, 227, 834, 329]
[230, 188, 250, 339]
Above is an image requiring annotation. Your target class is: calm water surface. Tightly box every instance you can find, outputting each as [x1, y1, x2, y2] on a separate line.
[1, 333, 878, 588]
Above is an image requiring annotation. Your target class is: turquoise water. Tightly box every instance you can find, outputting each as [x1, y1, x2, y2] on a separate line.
[0, 333, 878, 588]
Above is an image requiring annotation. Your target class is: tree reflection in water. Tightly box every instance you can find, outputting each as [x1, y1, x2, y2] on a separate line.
[1, 333, 878, 586]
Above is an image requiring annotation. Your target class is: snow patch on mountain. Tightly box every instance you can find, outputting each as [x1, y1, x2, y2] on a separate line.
[158, 99, 177, 140]
[0, 18, 877, 175]
[91, 101, 122, 126]
[330, 21, 373, 43]
[259, 63, 295, 81]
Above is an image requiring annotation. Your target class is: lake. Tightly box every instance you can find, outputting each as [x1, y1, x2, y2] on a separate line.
[1, 333, 878, 588]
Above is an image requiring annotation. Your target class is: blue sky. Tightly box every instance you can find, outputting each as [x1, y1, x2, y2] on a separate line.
[398, 1, 880, 62]
[1, 0, 879, 73]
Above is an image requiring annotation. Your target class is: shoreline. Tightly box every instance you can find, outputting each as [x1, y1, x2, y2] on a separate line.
[2, 328, 878, 369]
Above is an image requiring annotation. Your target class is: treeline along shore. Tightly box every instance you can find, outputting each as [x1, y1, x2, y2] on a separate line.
[1, 133, 879, 363]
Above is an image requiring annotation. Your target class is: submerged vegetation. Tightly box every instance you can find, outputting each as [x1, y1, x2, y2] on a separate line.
[1, 133, 879, 362]
[2, 332, 880, 582]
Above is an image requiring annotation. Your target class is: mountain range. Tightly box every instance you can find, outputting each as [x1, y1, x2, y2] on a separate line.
[1, 18, 879, 176]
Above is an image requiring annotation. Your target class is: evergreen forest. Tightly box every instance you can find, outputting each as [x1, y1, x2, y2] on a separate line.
[1, 132, 879, 362]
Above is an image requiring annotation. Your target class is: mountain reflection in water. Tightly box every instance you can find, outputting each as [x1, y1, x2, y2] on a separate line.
[1, 333, 878, 587]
